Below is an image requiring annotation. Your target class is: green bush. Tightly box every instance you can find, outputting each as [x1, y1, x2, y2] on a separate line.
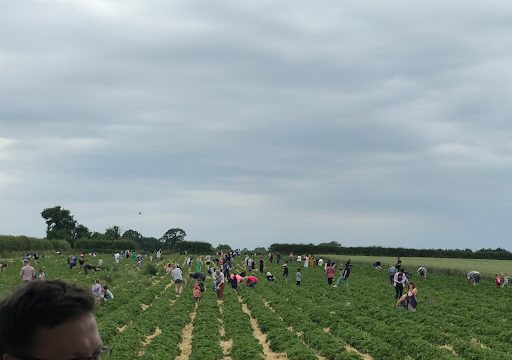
[143, 262, 158, 276]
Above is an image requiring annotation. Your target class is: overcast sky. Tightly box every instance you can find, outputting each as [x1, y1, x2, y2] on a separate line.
[1, 0, 512, 250]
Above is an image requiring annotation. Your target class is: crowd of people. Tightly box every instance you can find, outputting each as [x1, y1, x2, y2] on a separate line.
[3, 250, 510, 316]
[1, 248, 511, 360]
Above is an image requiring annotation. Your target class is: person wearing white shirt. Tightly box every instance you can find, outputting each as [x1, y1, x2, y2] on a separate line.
[417, 266, 427, 281]
[393, 270, 407, 299]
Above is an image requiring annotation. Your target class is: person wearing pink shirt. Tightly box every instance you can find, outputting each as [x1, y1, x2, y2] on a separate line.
[246, 275, 258, 288]
[325, 263, 335, 286]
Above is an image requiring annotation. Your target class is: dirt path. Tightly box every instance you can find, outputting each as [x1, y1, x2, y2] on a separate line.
[261, 297, 326, 360]
[175, 302, 198, 360]
[138, 327, 162, 357]
[322, 327, 373, 360]
[238, 296, 288, 360]
[218, 302, 233, 360]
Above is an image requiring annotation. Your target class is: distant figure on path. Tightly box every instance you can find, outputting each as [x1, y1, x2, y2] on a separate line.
[467, 271, 481, 285]
[259, 256, 264, 273]
[283, 263, 289, 282]
[171, 264, 183, 295]
[417, 266, 427, 281]
[296, 268, 302, 286]
[193, 280, 202, 302]
[215, 270, 225, 300]
[373, 261, 382, 270]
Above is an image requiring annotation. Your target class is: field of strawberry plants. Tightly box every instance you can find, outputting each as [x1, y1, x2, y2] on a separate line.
[1, 253, 511, 359]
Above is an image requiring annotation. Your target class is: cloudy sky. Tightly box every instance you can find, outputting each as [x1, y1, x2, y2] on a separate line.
[1, 0, 512, 250]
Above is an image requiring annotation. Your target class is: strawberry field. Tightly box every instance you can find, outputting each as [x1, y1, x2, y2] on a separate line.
[1, 254, 511, 359]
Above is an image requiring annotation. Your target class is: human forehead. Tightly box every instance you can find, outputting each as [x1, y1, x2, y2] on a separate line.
[30, 313, 102, 359]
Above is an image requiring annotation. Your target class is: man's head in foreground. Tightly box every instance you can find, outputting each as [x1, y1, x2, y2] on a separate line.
[0, 279, 107, 360]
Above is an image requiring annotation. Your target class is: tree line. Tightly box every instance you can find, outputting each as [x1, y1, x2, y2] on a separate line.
[269, 243, 512, 260]
[0, 206, 216, 254]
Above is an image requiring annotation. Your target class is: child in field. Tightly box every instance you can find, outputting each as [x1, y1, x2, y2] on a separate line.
[502, 273, 509, 287]
[38, 269, 45, 280]
[103, 285, 114, 300]
[283, 263, 289, 281]
[193, 280, 202, 302]
[296, 268, 302, 286]
[495, 274, 502, 287]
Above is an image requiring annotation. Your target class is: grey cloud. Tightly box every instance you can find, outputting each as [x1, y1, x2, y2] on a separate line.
[1, 0, 512, 250]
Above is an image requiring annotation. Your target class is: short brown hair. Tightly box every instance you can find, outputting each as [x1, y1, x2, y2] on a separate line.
[0, 280, 95, 356]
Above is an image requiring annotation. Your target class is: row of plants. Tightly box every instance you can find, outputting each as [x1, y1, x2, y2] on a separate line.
[259, 261, 512, 359]
[140, 287, 197, 359]
[239, 286, 319, 360]
[189, 291, 223, 360]
[97, 276, 168, 344]
[222, 288, 265, 360]
[253, 284, 362, 360]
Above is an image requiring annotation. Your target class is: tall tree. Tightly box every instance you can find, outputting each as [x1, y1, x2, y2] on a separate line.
[104, 225, 122, 241]
[122, 229, 143, 246]
[160, 228, 186, 248]
[41, 206, 77, 245]
[74, 224, 91, 241]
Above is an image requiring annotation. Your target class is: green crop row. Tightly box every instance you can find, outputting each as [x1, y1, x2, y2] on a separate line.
[240, 287, 319, 360]
[222, 288, 264, 360]
[140, 289, 196, 359]
[189, 293, 223, 360]
[254, 284, 361, 360]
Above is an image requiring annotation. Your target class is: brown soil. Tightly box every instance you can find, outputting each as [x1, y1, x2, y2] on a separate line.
[116, 324, 128, 333]
[238, 297, 288, 360]
[137, 327, 162, 357]
[470, 338, 489, 349]
[439, 344, 458, 356]
[345, 345, 373, 360]
[175, 302, 198, 360]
